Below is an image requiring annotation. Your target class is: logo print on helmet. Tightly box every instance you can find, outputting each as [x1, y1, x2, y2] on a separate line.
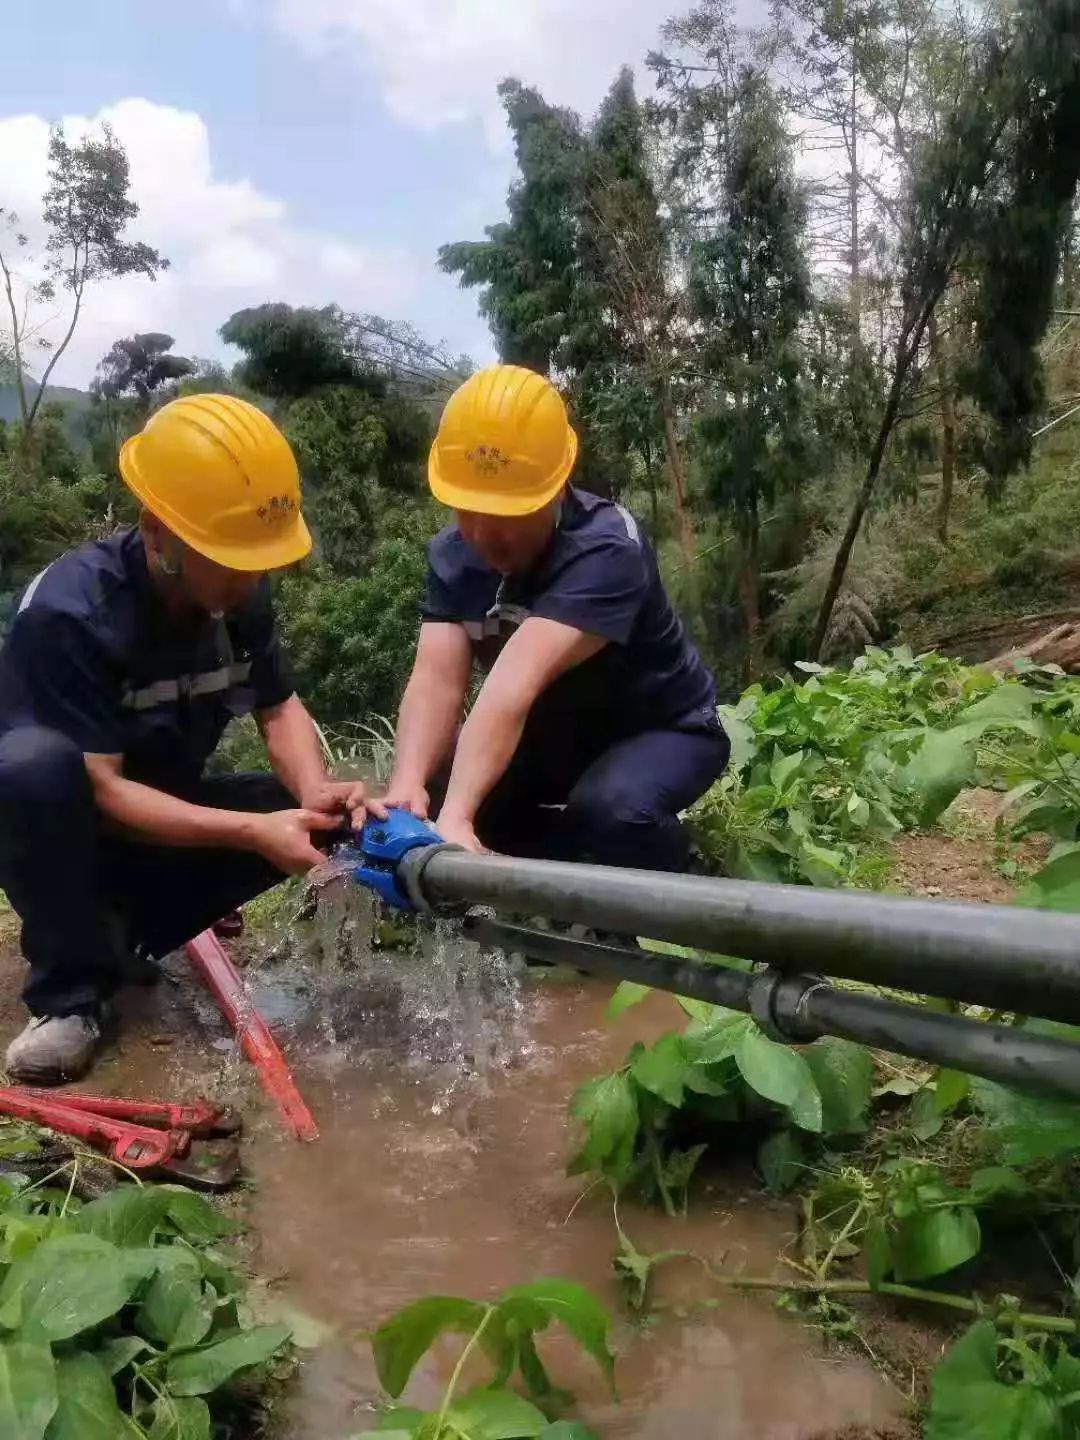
[256, 494, 298, 525]
[466, 446, 511, 478]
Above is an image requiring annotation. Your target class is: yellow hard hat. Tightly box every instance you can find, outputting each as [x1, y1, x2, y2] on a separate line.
[429, 365, 579, 517]
[119, 394, 312, 572]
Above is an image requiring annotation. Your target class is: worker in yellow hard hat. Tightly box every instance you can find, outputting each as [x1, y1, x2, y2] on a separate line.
[0, 394, 367, 1083]
[374, 364, 729, 868]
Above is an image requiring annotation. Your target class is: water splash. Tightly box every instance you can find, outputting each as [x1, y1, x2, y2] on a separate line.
[241, 871, 525, 1110]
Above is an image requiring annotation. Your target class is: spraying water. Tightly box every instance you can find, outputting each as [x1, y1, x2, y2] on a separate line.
[241, 855, 527, 1111]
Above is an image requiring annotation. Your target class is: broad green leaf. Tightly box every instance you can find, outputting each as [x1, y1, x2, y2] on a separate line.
[910, 1088, 946, 1141]
[771, 749, 805, 792]
[1051, 1348, 1080, 1406]
[96, 1336, 148, 1377]
[926, 1321, 1059, 1440]
[160, 1188, 238, 1246]
[716, 710, 756, 771]
[137, 1266, 215, 1350]
[682, 1063, 731, 1099]
[0, 1339, 56, 1440]
[961, 684, 1035, 727]
[934, 1069, 971, 1115]
[45, 1354, 126, 1440]
[9, 1235, 139, 1341]
[538, 1426, 600, 1440]
[930, 1319, 996, 1385]
[513, 1330, 562, 1405]
[165, 1324, 291, 1397]
[803, 1038, 873, 1136]
[795, 839, 848, 888]
[629, 1034, 690, 1107]
[691, 1014, 752, 1064]
[499, 1280, 615, 1394]
[72, 1187, 171, 1248]
[567, 1073, 639, 1184]
[968, 1079, 1080, 1164]
[606, 981, 650, 1020]
[846, 793, 871, 828]
[903, 730, 976, 825]
[370, 1297, 485, 1398]
[1018, 850, 1080, 913]
[757, 1129, 805, 1196]
[675, 996, 722, 1024]
[446, 1387, 548, 1439]
[891, 1208, 981, 1282]
[146, 1396, 211, 1440]
[735, 1027, 822, 1133]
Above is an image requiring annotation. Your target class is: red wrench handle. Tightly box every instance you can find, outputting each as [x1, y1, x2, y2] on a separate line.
[18, 1091, 222, 1134]
[0, 1089, 180, 1169]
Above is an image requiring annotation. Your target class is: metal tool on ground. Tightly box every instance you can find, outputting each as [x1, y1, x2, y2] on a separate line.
[17, 1090, 242, 1136]
[343, 809, 1080, 1103]
[0, 1087, 241, 1189]
[184, 928, 319, 1143]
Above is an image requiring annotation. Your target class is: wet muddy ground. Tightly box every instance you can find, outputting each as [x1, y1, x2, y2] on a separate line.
[0, 892, 913, 1439]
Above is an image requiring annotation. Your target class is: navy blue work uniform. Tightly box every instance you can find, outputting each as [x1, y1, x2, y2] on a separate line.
[0, 528, 294, 1017]
[424, 488, 729, 871]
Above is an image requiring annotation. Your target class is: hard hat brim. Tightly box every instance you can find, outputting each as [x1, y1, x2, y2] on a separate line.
[120, 434, 313, 572]
[180, 513, 313, 572]
[428, 426, 579, 516]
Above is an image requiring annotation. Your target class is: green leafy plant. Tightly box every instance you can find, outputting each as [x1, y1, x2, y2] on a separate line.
[925, 1321, 1080, 1439]
[690, 647, 1000, 887]
[0, 1174, 291, 1439]
[354, 1280, 613, 1439]
[570, 987, 874, 1215]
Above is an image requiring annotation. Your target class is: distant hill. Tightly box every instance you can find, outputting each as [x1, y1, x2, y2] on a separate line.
[0, 378, 91, 450]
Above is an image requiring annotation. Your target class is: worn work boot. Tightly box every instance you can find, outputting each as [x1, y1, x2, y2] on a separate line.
[4, 1014, 102, 1085]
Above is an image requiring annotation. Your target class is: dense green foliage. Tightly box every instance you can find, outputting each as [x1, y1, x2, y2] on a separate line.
[691, 647, 1027, 886]
[0, 1171, 290, 1439]
[553, 653, 1080, 1434]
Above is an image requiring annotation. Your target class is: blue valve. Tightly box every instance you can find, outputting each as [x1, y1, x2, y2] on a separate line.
[348, 808, 444, 911]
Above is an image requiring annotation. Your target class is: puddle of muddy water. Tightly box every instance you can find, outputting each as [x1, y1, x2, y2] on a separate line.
[228, 900, 902, 1440]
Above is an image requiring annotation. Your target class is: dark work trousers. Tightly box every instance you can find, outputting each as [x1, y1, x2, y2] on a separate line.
[0, 725, 292, 1017]
[472, 706, 730, 873]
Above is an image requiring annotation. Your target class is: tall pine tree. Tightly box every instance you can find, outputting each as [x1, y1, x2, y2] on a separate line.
[689, 70, 816, 676]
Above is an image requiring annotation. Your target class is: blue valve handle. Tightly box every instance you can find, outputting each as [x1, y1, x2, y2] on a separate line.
[347, 808, 444, 911]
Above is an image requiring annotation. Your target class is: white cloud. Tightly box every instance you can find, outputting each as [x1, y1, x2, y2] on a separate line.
[0, 98, 436, 387]
[269, 0, 669, 145]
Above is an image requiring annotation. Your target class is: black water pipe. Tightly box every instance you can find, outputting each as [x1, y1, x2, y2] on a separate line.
[405, 849, 1080, 1023]
[462, 918, 1080, 1101]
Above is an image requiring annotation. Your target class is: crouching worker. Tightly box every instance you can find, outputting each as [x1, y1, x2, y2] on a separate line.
[0, 395, 367, 1083]
[378, 365, 728, 868]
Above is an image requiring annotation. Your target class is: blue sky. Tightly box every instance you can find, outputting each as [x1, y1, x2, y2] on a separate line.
[0, 0, 699, 386]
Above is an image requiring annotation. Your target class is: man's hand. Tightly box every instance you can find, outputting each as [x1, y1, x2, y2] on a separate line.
[299, 778, 368, 830]
[246, 809, 343, 875]
[433, 811, 489, 854]
[368, 776, 430, 822]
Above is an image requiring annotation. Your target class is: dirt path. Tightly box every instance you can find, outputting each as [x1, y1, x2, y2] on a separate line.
[890, 790, 1049, 903]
